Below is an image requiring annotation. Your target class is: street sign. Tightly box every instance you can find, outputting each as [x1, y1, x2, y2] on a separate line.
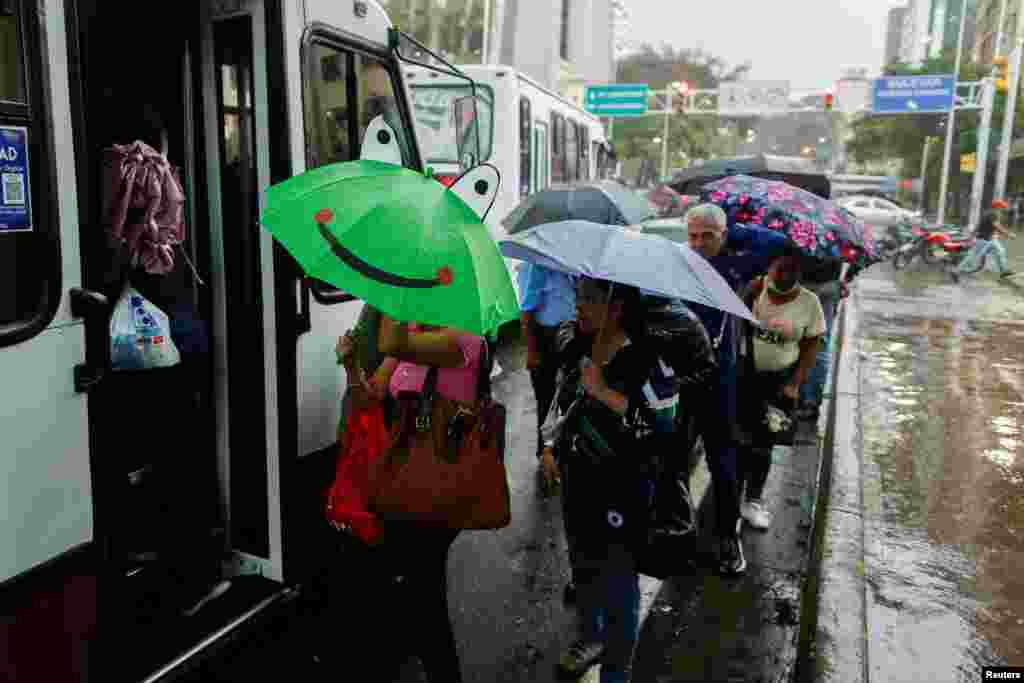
[872, 75, 955, 114]
[718, 81, 790, 115]
[584, 84, 649, 117]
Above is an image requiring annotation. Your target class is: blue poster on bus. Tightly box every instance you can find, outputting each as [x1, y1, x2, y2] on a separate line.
[0, 126, 31, 233]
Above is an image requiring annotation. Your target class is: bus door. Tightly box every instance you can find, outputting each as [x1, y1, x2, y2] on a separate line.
[66, 0, 290, 678]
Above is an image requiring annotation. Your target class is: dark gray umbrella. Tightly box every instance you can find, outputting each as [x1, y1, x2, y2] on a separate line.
[669, 154, 831, 199]
[502, 181, 656, 234]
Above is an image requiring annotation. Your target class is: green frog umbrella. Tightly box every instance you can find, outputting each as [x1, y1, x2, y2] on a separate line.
[260, 117, 519, 336]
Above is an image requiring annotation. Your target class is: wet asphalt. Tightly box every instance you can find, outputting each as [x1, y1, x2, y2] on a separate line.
[846, 252, 1024, 681]
[390, 329, 826, 683]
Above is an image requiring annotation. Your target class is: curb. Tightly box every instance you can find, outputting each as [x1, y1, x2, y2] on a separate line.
[812, 290, 868, 683]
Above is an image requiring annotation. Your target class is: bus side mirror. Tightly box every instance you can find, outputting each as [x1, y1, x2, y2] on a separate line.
[453, 94, 482, 172]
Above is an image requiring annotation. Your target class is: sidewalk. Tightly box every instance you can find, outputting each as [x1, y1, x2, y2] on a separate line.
[813, 264, 1024, 683]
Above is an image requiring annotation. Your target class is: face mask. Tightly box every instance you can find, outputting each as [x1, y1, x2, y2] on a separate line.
[768, 275, 798, 294]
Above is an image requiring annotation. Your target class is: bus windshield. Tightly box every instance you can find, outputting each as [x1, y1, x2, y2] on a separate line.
[411, 85, 494, 165]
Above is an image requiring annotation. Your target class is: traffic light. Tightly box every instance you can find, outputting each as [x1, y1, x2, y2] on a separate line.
[673, 81, 691, 112]
[994, 55, 1010, 92]
[823, 92, 834, 112]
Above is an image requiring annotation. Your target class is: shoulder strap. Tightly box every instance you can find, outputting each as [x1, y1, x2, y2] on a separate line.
[712, 314, 729, 350]
[411, 365, 440, 433]
[475, 338, 492, 402]
[421, 365, 440, 399]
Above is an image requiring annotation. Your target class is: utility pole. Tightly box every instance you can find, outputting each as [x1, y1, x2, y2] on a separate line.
[994, 0, 1024, 200]
[920, 136, 934, 214]
[938, 2, 969, 224]
[660, 86, 671, 179]
[969, 79, 997, 230]
[481, 0, 491, 64]
[997, 0, 1011, 58]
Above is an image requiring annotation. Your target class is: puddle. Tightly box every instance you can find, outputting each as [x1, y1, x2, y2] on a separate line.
[854, 265, 1024, 678]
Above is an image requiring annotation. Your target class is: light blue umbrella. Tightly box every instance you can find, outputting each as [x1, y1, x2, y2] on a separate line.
[499, 220, 755, 322]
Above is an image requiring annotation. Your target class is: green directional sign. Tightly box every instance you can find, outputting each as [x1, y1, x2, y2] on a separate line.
[585, 84, 649, 117]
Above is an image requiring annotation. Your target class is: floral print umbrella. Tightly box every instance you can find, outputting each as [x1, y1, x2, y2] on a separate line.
[700, 175, 879, 274]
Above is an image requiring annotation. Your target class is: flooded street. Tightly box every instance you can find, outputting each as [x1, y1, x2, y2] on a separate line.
[851, 258, 1024, 681]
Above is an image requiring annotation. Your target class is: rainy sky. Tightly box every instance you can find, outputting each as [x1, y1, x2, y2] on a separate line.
[628, 0, 898, 89]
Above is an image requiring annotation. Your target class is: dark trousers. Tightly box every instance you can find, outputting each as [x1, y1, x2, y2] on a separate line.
[740, 445, 773, 501]
[529, 323, 561, 456]
[738, 365, 798, 502]
[310, 524, 462, 682]
[692, 358, 742, 538]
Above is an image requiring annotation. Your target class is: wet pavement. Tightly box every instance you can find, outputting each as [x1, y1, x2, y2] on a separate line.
[833, 254, 1024, 682]
[176, 239, 1024, 683]
[415, 337, 826, 683]
[166, 328, 826, 683]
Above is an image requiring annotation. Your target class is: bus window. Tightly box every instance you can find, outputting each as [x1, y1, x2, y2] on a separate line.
[565, 119, 578, 182]
[0, 0, 60, 344]
[551, 112, 563, 183]
[1, 8, 25, 103]
[579, 126, 590, 181]
[355, 55, 413, 164]
[410, 84, 494, 166]
[303, 39, 417, 301]
[304, 44, 415, 169]
[519, 97, 531, 197]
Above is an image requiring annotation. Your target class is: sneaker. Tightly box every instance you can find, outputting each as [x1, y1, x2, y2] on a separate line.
[741, 499, 773, 530]
[558, 640, 605, 677]
[717, 533, 747, 575]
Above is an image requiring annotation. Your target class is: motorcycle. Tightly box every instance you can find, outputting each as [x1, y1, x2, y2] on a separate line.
[878, 220, 926, 262]
[892, 223, 969, 270]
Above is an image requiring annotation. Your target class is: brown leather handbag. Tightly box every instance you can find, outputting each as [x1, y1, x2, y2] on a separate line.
[368, 341, 511, 530]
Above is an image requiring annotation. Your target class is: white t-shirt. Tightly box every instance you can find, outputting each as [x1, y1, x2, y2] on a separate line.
[749, 286, 827, 372]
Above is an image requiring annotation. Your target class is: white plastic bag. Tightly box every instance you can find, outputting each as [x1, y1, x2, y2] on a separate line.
[109, 285, 181, 371]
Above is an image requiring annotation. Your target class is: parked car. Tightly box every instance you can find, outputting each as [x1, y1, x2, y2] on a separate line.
[838, 194, 922, 228]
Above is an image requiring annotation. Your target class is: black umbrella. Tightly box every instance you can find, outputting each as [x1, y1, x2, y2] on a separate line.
[502, 181, 656, 234]
[669, 154, 831, 199]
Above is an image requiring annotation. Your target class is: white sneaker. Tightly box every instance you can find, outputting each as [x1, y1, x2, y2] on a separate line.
[741, 499, 773, 530]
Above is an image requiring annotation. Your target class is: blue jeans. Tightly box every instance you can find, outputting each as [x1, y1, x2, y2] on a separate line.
[800, 298, 836, 408]
[577, 567, 640, 682]
[958, 238, 1010, 274]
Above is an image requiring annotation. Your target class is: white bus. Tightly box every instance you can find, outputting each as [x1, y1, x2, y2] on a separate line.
[404, 64, 616, 241]
[0, 1, 474, 679]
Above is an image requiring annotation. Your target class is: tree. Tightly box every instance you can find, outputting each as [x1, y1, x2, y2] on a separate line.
[846, 50, 1024, 218]
[380, 0, 487, 62]
[611, 44, 752, 176]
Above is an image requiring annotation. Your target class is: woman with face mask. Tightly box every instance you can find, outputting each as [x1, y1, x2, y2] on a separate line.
[736, 255, 826, 530]
[540, 277, 716, 683]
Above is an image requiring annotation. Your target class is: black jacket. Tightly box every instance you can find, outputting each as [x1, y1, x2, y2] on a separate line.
[549, 298, 716, 553]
